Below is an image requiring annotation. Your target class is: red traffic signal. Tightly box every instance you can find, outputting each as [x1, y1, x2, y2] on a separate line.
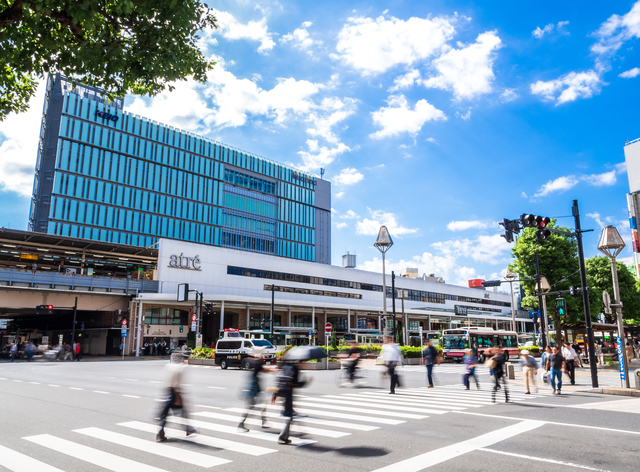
[47, 305, 53, 310]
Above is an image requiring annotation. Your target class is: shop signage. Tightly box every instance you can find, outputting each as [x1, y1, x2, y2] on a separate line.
[168, 253, 202, 270]
[94, 110, 119, 123]
[454, 305, 468, 316]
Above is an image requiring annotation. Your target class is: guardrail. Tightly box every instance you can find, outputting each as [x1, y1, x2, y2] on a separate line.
[0, 268, 158, 294]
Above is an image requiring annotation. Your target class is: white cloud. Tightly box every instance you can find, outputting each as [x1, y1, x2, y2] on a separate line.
[215, 11, 275, 54]
[591, 1, 640, 60]
[447, 220, 488, 231]
[426, 137, 439, 145]
[615, 162, 627, 173]
[305, 97, 357, 144]
[355, 208, 418, 236]
[432, 234, 511, 264]
[340, 209, 360, 219]
[335, 191, 345, 199]
[421, 31, 503, 100]
[333, 14, 456, 75]
[501, 88, 518, 102]
[281, 21, 322, 53]
[530, 70, 603, 105]
[583, 170, 617, 186]
[0, 79, 46, 196]
[534, 175, 579, 197]
[335, 222, 348, 229]
[455, 109, 471, 120]
[370, 95, 446, 139]
[297, 139, 350, 172]
[532, 20, 570, 39]
[333, 168, 364, 186]
[620, 67, 640, 78]
[389, 69, 421, 92]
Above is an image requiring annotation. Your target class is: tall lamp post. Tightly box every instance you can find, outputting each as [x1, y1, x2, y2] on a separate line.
[504, 272, 518, 333]
[597, 225, 630, 388]
[374, 226, 393, 338]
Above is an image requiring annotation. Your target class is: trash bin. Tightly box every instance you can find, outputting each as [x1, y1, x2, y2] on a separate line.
[635, 369, 640, 390]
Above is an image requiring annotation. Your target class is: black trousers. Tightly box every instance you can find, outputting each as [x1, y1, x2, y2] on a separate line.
[279, 390, 294, 441]
[492, 373, 509, 402]
[464, 371, 480, 389]
[239, 395, 267, 428]
[388, 363, 400, 393]
[158, 388, 191, 435]
[565, 359, 575, 384]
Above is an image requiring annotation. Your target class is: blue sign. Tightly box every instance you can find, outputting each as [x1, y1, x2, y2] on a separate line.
[616, 336, 625, 380]
[121, 333, 129, 337]
[95, 110, 119, 123]
[308, 331, 313, 336]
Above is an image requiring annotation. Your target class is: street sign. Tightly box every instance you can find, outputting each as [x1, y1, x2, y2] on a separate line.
[616, 336, 626, 381]
[325, 322, 332, 334]
[191, 314, 197, 322]
[191, 322, 196, 331]
[419, 326, 423, 336]
[177, 283, 189, 302]
[603, 291, 612, 315]
[122, 319, 127, 326]
[308, 331, 313, 336]
[196, 334, 202, 349]
[121, 333, 129, 337]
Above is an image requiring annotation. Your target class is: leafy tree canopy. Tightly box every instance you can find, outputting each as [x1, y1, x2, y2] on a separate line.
[585, 255, 640, 325]
[0, 0, 217, 120]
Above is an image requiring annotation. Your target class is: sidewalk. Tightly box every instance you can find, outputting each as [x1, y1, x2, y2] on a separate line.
[0, 355, 169, 363]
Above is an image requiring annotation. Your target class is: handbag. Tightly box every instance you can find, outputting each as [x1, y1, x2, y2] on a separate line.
[484, 358, 496, 370]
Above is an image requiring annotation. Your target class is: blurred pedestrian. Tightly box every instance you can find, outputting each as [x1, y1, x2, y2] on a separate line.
[463, 349, 479, 390]
[238, 348, 273, 431]
[338, 341, 361, 384]
[74, 342, 82, 361]
[490, 347, 509, 403]
[10, 343, 17, 362]
[275, 361, 308, 444]
[521, 350, 539, 394]
[596, 343, 604, 365]
[156, 353, 198, 442]
[422, 338, 440, 388]
[625, 341, 634, 361]
[546, 346, 565, 394]
[562, 343, 578, 385]
[541, 346, 551, 384]
[381, 336, 402, 394]
[25, 342, 35, 362]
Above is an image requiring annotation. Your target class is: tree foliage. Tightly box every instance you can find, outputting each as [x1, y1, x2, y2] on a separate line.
[585, 256, 640, 325]
[1, 0, 217, 120]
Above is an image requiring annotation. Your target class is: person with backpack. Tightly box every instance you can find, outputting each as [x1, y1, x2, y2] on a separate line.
[422, 339, 440, 388]
[489, 347, 509, 403]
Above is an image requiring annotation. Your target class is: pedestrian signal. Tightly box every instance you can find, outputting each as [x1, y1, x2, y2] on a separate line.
[556, 298, 566, 316]
[179, 326, 184, 333]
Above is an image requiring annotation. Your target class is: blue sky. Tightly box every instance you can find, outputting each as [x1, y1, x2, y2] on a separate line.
[1, 0, 640, 286]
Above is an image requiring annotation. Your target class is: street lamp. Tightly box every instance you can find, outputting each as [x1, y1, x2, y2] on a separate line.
[504, 272, 518, 333]
[374, 226, 393, 337]
[597, 225, 630, 388]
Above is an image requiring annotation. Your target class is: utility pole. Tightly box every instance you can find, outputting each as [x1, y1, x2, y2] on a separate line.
[391, 271, 397, 343]
[270, 284, 275, 341]
[71, 297, 78, 343]
[573, 200, 599, 388]
[534, 253, 547, 349]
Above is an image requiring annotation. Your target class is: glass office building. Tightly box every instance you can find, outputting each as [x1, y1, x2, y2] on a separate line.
[29, 74, 331, 264]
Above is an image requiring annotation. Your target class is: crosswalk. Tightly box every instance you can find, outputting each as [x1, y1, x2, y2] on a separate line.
[0, 384, 552, 471]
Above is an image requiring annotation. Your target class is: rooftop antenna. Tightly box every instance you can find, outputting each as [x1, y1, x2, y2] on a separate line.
[320, 168, 325, 179]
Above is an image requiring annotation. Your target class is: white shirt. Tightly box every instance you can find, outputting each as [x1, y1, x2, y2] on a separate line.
[381, 343, 402, 363]
[165, 363, 185, 389]
[562, 346, 577, 361]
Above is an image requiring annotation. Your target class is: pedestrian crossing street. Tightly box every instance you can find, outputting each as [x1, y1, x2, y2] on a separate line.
[0, 385, 552, 471]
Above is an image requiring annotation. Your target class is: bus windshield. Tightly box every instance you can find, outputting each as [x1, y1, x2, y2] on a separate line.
[443, 334, 468, 349]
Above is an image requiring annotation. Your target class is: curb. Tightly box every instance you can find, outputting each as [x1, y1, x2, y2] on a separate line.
[579, 388, 640, 397]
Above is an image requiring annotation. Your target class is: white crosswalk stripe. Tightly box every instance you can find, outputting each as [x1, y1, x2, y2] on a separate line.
[225, 407, 380, 431]
[0, 444, 65, 472]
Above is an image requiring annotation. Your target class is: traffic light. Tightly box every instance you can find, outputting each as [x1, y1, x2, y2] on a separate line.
[36, 305, 53, 314]
[556, 298, 566, 316]
[521, 214, 551, 242]
[570, 286, 575, 296]
[482, 280, 502, 287]
[499, 219, 521, 244]
[179, 326, 183, 333]
[204, 302, 213, 312]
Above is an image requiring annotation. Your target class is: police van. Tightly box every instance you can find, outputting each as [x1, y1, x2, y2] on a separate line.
[215, 329, 277, 369]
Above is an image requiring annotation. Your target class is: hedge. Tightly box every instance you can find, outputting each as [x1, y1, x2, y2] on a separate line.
[518, 345, 540, 353]
[190, 347, 215, 359]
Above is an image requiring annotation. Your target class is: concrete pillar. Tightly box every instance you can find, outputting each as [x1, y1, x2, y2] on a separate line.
[246, 306, 250, 330]
[312, 307, 315, 331]
[135, 301, 143, 357]
[219, 301, 225, 331]
[347, 309, 351, 333]
[287, 307, 291, 327]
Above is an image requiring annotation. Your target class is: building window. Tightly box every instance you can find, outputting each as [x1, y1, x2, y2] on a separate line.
[144, 308, 187, 325]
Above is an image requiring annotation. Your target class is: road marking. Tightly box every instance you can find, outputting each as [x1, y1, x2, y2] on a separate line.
[74, 427, 230, 468]
[24, 434, 169, 472]
[167, 416, 315, 446]
[372, 420, 544, 471]
[94, 391, 109, 394]
[69, 387, 83, 390]
[255, 404, 404, 425]
[0, 377, 6, 380]
[478, 448, 611, 471]
[312, 396, 445, 415]
[119, 421, 277, 456]
[0, 444, 65, 472]
[290, 400, 426, 419]
[48, 384, 60, 387]
[382, 390, 492, 405]
[182, 384, 193, 387]
[226, 407, 379, 431]
[29, 382, 41, 385]
[149, 381, 162, 384]
[195, 405, 222, 410]
[123, 394, 141, 398]
[337, 393, 470, 410]
[124, 379, 138, 381]
[12, 380, 23, 382]
[207, 386, 226, 389]
[193, 411, 351, 438]
[453, 411, 640, 435]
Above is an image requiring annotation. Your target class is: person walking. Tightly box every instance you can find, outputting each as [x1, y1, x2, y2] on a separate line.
[463, 349, 480, 390]
[422, 339, 440, 388]
[490, 347, 509, 403]
[541, 345, 551, 384]
[625, 341, 634, 361]
[24, 342, 35, 362]
[338, 341, 361, 384]
[381, 336, 402, 394]
[572, 343, 584, 368]
[546, 346, 565, 394]
[276, 360, 308, 445]
[521, 350, 539, 394]
[9, 343, 17, 362]
[238, 349, 272, 431]
[156, 353, 198, 442]
[596, 343, 604, 365]
[562, 343, 578, 385]
[74, 342, 82, 361]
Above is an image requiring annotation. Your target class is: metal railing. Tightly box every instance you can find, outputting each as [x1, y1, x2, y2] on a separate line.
[0, 268, 158, 294]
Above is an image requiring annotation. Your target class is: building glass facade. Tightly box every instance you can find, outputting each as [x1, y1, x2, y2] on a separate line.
[29, 74, 331, 263]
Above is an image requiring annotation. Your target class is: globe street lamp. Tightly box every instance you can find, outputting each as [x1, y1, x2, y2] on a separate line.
[374, 226, 393, 337]
[597, 225, 630, 388]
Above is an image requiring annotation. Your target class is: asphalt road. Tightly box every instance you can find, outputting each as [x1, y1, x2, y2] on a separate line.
[0, 359, 638, 472]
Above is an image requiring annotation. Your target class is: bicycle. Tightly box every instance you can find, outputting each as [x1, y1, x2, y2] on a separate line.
[335, 360, 368, 387]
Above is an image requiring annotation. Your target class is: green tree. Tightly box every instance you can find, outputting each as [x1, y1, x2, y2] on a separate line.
[510, 221, 582, 344]
[585, 255, 640, 325]
[1, 0, 217, 120]
[330, 330, 337, 350]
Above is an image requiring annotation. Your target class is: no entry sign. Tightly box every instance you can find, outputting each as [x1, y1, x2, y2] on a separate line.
[122, 319, 127, 326]
[325, 322, 332, 334]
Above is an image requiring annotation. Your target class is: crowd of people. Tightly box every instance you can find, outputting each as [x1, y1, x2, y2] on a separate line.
[4, 341, 82, 362]
[142, 340, 170, 356]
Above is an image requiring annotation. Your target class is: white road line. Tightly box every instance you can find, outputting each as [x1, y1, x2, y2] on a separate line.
[94, 390, 109, 394]
[24, 434, 169, 472]
[290, 400, 426, 419]
[336, 393, 469, 410]
[166, 416, 315, 446]
[255, 404, 404, 425]
[193, 411, 351, 438]
[359, 390, 490, 406]
[123, 394, 141, 398]
[226, 407, 379, 431]
[124, 379, 138, 381]
[312, 396, 446, 415]
[0, 444, 65, 472]
[69, 387, 83, 390]
[0, 377, 6, 380]
[195, 405, 222, 410]
[29, 382, 40, 385]
[48, 384, 60, 387]
[119, 421, 277, 456]
[372, 420, 544, 472]
[182, 384, 193, 387]
[149, 381, 162, 384]
[478, 448, 611, 471]
[452, 411, 640, 435]
[12, 380, 23, 382]
[74, 427, 230, 468]
[207, 386, 226, 389]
